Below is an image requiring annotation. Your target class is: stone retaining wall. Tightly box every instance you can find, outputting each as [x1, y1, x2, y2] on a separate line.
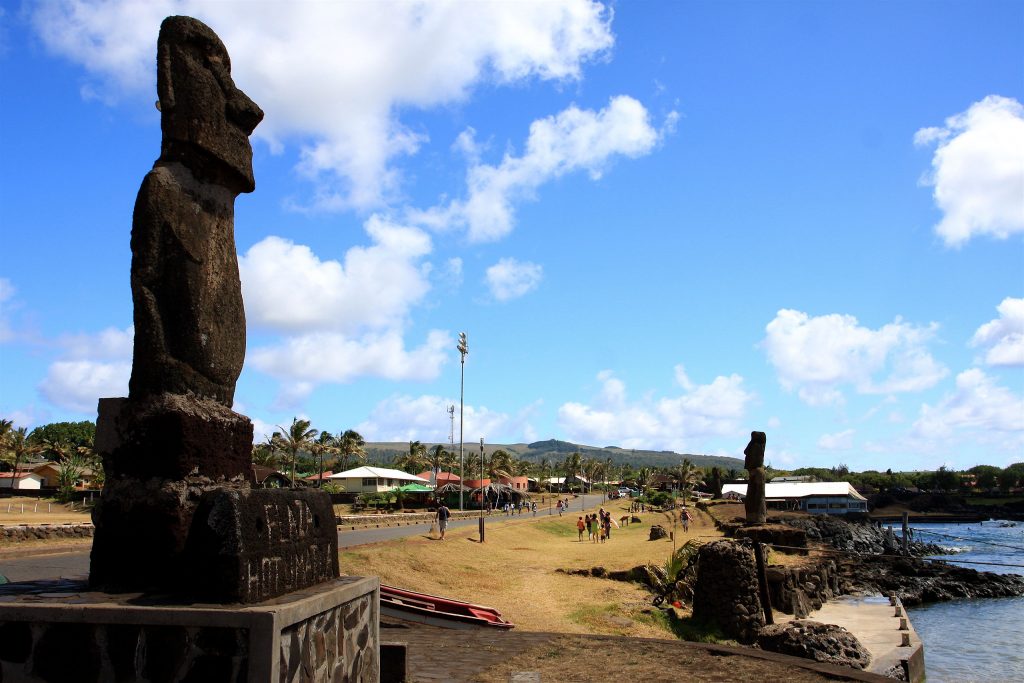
[336, 509, 487, 527]
[0, 524, 94, 542]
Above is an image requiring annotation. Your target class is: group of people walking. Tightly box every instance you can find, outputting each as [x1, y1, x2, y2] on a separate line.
[577, 508, 615, 543]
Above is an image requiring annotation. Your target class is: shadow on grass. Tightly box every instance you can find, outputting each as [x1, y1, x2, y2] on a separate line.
[642, 609, 728, 644]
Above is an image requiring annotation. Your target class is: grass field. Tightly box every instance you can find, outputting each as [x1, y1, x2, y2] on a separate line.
[0, 496, 92, 526]
[341, 499, 723, 637]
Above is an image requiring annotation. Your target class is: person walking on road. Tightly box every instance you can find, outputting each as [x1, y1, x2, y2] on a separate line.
[681, 507, 692, 533]
[435, 503, 451, 540]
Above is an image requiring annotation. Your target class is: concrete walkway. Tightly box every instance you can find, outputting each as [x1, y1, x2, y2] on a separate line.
[805, 595, 924, 681]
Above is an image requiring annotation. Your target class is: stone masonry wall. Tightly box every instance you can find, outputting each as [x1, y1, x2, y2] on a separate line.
[691, 540, 765, 643]
[0, 524, 94, 542]
[279, 591, 378, 682]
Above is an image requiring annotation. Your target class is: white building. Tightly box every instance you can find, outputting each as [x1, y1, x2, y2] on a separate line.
[327, 466, 429, 493]
[0, 472, 44, 490]
[721, 481, 868, 515]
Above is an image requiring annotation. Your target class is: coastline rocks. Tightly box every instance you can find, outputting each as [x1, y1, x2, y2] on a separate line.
[838, 555, 1024, 605]
[756, 620, 871, 670]
[781, 514, 943, 556]
[764, 560, 841, 618]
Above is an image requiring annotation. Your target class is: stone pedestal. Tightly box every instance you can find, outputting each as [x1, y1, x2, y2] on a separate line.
[0, 576, 378, 682]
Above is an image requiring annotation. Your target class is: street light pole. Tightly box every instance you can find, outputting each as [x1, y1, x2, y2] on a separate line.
[457, 332, 468, 511]
[479, 437, 486, 543]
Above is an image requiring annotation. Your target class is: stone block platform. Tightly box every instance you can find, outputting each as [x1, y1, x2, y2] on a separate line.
[0, 575, 378, 682]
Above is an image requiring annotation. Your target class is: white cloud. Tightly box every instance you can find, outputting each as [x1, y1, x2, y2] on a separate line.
[249, 329, 451, 389]
[915, 95, 1024, 247]
[239, 216, 432, 334]
[411, 96, 673, 241]
[913, 369, 1024, 439]
[485, 258, 543, 301]
[355, 393, 528, 443]
[817, 429, 855, 451]
[558, 369, 754, 451]
[970, 297, 1024, 367]
[37, 326, 134, 414]
[0, 277, 15, 342]
[33, 0, 614, 209]
[763, 309, 948, 406]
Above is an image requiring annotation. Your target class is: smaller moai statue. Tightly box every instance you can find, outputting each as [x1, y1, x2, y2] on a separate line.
[744, 431, 767, 525]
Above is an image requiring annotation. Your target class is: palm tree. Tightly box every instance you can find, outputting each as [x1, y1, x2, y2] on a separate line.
[674, 459, 704, 503]
[334, 429, 366, 473]
[275, 418, 318, 487]
[311, 431, 337, 487]
[636, 467, 653, 492]
[7, 428, 40, 490]
[427, 444, 454, 482]
[252, 434, 281, 468]
[536, 457, 551, 493]
[563, 451, 582, 493]
[489, 449, 516, 480]
[392, 444, 429, 474]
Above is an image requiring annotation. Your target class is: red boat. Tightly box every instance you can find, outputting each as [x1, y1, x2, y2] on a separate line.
[379, 584, 514, 630]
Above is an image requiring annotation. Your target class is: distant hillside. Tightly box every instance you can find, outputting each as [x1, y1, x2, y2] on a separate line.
[363, 438, 743, 472]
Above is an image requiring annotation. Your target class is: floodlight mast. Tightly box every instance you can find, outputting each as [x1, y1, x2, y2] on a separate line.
[457, 332, 468, 511]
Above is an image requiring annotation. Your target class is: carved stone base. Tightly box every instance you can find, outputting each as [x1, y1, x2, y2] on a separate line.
[185, 488, 340, 602]
[90, 475, 240, 593]
[0, 576, 379, 682]
[97, 394, 253, 481]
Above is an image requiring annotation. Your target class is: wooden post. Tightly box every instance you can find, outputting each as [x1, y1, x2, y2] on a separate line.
[754, 542, 774, 625]
[902, 512, 910, 556]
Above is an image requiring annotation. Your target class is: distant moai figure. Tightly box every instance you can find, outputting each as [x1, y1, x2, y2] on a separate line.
[129, 15, 263, 406]
[744, 431, 767, 525]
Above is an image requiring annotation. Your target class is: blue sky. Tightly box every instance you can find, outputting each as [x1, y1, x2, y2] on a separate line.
[1, 1, 1022, 471]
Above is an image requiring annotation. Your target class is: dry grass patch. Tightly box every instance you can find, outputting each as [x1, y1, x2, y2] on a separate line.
[0, 497, 92, 526]
[342, 501, 723, 637]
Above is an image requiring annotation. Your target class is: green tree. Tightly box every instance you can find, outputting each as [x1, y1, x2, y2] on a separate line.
[674, 459, 704, 501]
[968, 465, 1002, 491]
[563, 452, 582, 492]
[489, 449, 515, 480]
[392, 443, 429, 474]
[710, 466, 723, 498]
[275, 418, 318, 487]
[334, 430, 366, 473]
[6, 428, 41, 489]
[934, 466, 959, 492]
[311, 431, 337, 488]
[28, 421, 96, 452]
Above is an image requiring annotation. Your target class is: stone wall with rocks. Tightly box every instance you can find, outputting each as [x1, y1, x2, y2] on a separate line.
[691, 540, 764, 643]
[0, 524, 94, 542]
[764, 560, 842, 618]
[279, 590, 377, 681]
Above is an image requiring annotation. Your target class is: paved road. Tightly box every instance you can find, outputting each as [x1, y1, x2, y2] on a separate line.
[0, 493, 613, 582]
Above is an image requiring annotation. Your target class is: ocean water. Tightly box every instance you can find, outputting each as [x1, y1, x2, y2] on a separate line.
[903, 519, 1024, 683]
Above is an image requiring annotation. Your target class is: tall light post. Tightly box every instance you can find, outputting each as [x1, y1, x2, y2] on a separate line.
[479, 437, 486, 543]
[457, 332, 468, 511]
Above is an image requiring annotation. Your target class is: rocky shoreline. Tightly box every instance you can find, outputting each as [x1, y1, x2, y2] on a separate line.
[779, 514, 1024, 605]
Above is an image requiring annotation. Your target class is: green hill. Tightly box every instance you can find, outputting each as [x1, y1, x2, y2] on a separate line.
[363, 438, 743, 472]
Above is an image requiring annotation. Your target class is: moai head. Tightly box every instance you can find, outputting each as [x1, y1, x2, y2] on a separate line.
[743, 431, 766, 470]
[156, 16, 263, 192]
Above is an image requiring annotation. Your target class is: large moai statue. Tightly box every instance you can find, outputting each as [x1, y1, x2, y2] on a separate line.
[90, 16, 337, 600]
[743, 431, 767, 525]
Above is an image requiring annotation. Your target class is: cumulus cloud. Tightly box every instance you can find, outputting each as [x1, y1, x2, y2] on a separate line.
[240, 216, 432, 334]
[763, 309, 948, 406]
[410, 96, 674, 241]
[915, 95, 1024, 247]
[817, 429, 855, 451]
[33, 0, 614, 209]
[913, 369, 1024, 439]
[970, 297, 1024, 367]
[249, 329, 451, 389]
[557, 368, 754, 451]
[355, 393, 533, 443]
[38, 326, 134, 413]
[485, 258, 543, 301]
